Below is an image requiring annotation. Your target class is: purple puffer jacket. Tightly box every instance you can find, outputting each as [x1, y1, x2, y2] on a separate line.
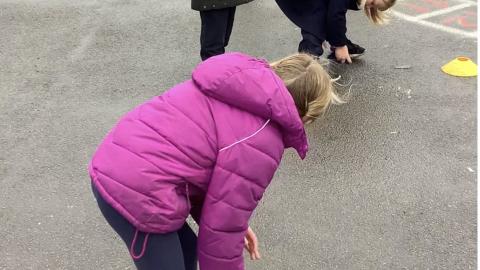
[89, 52, 308, 270]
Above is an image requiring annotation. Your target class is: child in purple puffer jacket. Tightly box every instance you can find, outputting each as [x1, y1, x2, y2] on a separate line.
[89, 52, 341, 270]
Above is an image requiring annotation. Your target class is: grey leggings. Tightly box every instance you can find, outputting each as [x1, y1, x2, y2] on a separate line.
[92, 184, 198, 270]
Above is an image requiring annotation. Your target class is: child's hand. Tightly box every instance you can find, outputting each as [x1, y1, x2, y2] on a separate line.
[244, 226, 261, 260]
[335, 45, 352, 64]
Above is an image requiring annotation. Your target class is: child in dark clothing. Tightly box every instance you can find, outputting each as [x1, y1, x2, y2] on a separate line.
[192, 0, 256, 60]
[276, 0, 397, 63]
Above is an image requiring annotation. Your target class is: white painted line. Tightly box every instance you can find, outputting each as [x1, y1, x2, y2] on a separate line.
[456, 0, 477, 5]
[392, 10, 478, 38]
[415, 3, 473, 20]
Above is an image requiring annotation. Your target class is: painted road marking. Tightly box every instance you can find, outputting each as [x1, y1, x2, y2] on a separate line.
[415, 3, 473, 19]
[393, 0, 477, 38]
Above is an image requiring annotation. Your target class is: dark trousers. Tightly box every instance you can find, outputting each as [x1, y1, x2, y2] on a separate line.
[92, 184, 198, 270]
[298, 29, 324, 57]
[199, 7, 236, 60]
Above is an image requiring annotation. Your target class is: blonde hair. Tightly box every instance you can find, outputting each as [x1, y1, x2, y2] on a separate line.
[270, 54, 343, 124]
[363, 0, 397, 24]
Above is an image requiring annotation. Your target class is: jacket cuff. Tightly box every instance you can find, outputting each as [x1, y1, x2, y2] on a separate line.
[329, 38, 348, 48]
[198, 249, 244, 270]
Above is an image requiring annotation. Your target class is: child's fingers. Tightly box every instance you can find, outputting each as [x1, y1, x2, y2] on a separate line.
[250, 241, 261, 260]
[248, 247, 256, 260]
[245, 243, 254, 260]
[245, 238, 258, 260]
[346, 55, 352, 64]
[254, 249, 261, 260]
[244, 239, 253, 256]
[245, 226, 261, 260]
[246, 242, 259, 260]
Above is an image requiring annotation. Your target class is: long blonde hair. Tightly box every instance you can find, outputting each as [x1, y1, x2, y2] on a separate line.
[270, 54, 343, 124]
[362, 0, 397, 24]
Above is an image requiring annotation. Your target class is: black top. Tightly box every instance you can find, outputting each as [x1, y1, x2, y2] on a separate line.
[276, 0, 360, 47]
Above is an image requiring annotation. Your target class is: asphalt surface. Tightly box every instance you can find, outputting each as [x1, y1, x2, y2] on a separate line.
[0, 0, 477, 269]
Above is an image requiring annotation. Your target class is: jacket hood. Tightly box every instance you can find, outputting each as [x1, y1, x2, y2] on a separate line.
[192, 52, 308, 158]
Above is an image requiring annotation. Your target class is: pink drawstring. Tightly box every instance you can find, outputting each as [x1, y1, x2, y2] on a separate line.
[129, 183, 189, 260]
[130, 229, 149, 260]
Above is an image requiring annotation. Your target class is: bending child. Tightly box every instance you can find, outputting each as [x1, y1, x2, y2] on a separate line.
[276, 0, 397, 63]
[89, 52, 341, 270]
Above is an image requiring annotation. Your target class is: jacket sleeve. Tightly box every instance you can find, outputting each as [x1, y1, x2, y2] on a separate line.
[326, 0, 351, 47]
[197, 144, 281, 270]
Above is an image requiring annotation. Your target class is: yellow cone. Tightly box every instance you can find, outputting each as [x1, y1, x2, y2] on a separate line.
[441, 57, 477, 77]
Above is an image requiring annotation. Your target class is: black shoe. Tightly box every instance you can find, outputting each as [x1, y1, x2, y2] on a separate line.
[328, 40, 366, 60]
[346, 39, 365, 58]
